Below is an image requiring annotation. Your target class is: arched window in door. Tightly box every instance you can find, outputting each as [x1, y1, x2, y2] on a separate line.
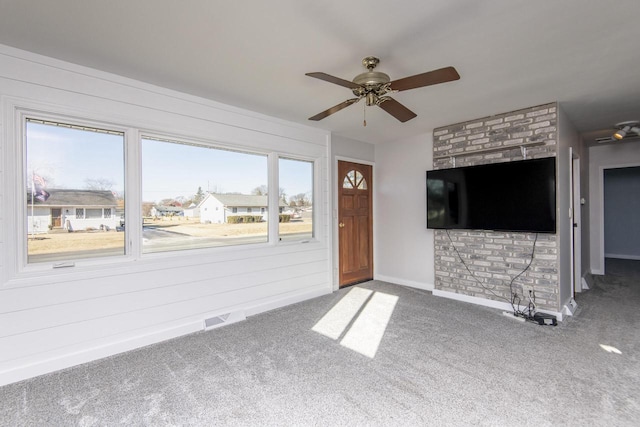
[343, 169, 368, 190]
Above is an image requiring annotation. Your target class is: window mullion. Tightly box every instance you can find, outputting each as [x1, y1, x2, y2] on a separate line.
[125, 128, 142, 258]
[268, 153, 280, 244]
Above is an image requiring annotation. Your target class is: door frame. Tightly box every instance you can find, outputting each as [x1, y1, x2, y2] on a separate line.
[570, 149, 581, 294]
[333, 156, 375, 290]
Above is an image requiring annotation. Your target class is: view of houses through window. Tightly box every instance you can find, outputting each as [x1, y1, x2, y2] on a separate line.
[25, 119, 125, 263]
[279, 158, 313, 241]
[24, 119, 316, 264]
[141, 136, 270, 253]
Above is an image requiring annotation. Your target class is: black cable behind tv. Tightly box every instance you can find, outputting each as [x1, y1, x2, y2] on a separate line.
[426, 157, 556, 233]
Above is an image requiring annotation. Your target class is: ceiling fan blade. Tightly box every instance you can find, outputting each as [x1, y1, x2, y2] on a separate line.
[306, 72, 363, 90]
[377, 97, 417, 122]
[308, 98, 360, 121]
[389, 66, 460, 92]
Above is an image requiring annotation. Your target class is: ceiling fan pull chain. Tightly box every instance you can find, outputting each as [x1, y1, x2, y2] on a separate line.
[363, 100, 367, 127]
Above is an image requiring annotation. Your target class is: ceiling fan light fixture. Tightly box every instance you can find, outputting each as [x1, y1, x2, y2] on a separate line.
[366, 92, 376, 106]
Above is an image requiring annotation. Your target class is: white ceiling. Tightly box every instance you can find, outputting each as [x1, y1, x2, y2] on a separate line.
[1, 0, 639, 145]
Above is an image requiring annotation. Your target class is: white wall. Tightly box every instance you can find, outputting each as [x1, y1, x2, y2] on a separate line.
[603, 167, 640, 259]
[373, 133, 434, 290]
[557, 106, 581, 309]
[331, 135, 375, 163]
[0, 45, 332, 385]
[588, 142, 640, 274]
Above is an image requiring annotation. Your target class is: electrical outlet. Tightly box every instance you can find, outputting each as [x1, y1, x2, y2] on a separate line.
[522, 284, 535, 299]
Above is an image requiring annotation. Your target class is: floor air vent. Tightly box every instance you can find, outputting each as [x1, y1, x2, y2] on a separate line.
[203, 310, 246, 331]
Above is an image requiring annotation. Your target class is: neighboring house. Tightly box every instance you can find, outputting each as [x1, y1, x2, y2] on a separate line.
[198, 193, 287, 223]
[183, 203, 200, 219]
[27, 189, 118, 233]
[150, 205, 184, 217]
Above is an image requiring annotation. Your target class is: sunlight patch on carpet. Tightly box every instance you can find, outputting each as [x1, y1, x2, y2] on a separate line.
[340, 291, 398, 358]
[599, 344, 622, 354]
[312, 287, 373, 340]
[313, 286, 398, 358]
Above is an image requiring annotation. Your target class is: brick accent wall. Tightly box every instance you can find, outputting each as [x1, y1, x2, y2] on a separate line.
[432, 103, 559, 311]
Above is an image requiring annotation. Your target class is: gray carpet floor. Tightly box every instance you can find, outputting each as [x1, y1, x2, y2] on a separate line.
[1, 259, 639, 426]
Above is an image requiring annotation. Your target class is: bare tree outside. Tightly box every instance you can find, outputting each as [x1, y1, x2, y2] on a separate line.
[84, 178, 115, 191]
[252, 185, 268, 196]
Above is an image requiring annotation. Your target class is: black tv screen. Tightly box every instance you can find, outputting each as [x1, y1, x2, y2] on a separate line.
[427, 157, 556, 233]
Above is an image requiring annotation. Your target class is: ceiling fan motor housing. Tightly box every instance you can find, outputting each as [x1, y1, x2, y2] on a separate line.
[352, 57, 391, 100]
[353, 69, 390, 85]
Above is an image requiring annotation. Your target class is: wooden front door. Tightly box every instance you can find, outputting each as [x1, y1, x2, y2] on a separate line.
[51, 208, 62, 228]
[338, 161, 373, 287]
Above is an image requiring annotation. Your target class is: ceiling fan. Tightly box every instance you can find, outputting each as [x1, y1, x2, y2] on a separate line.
[306, 56, 460, 124]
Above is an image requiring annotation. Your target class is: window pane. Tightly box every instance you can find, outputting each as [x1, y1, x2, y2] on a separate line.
[26, 119, 125, 263]
[279, 158, 313, 241]
[141, 138, 268, 253]
[86, 208, 102, 219]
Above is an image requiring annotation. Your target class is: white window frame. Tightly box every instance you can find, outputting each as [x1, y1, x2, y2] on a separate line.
[277, 155, 317, 243]
[139, 133, 273, 253]
[3, 102, 323, 281]
[3, 107, 133, 277]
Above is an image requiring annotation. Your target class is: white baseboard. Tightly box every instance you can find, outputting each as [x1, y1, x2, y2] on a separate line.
[0, 286, 331, 387]
[605, 254, 640, 261]
[432, 289, 563, 321]
[244, 286, 330, 317]
[581, 277, 590, 290]
[562, 297, 578, 316]
[0, 321, 201, 387]
[374, 274, 434, 291]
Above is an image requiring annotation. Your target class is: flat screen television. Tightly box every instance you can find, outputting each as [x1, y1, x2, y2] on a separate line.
[426, 157, 556, 233]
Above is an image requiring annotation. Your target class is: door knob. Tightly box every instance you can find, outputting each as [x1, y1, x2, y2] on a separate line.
[339, 222, 345, 228]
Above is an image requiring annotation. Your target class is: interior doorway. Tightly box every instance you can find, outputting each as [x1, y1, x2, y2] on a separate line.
[603, 166, 640, 267]
[337, 161, 373, 287]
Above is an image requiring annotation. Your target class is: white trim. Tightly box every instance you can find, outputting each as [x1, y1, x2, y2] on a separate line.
[570, 151, 582, 294]
[374, 274, 434, 291]
[433, 289, 564, 321]
[334, 155, 375, 167]
[563, 298, 578, 317]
